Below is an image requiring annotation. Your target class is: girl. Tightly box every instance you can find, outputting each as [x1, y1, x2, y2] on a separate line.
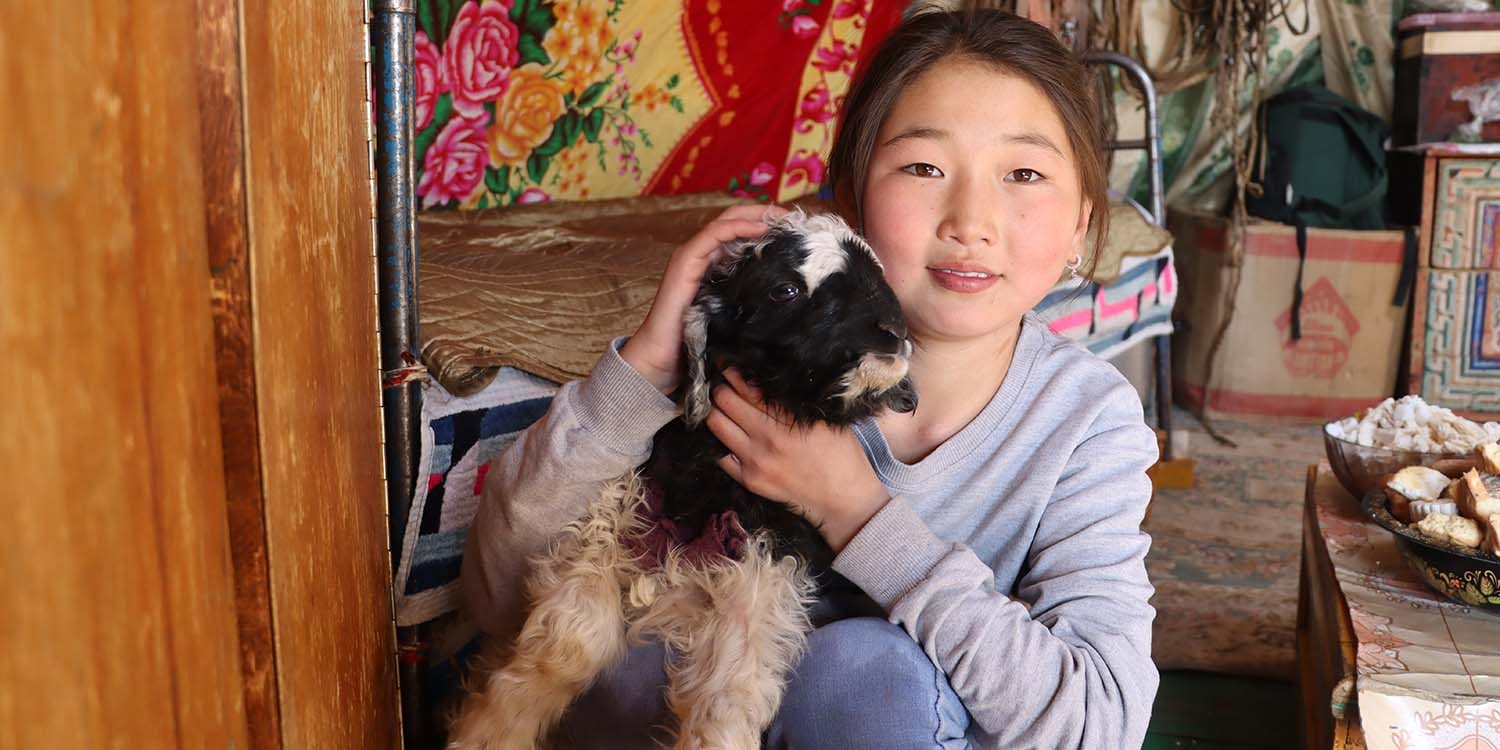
[462, 7, 1158, 749]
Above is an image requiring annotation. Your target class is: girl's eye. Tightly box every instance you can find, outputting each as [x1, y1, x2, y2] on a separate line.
[1008, 168, 1043, 184]
[901, 163, 944, 178]
[769, 283, 801, 302]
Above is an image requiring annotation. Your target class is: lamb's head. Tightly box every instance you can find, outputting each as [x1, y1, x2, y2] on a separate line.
[681, 210, 917, 428]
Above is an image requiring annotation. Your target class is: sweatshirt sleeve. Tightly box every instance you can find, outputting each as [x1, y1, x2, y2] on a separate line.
[831, 380, 1159, 749]
[460, 340, 681, 639]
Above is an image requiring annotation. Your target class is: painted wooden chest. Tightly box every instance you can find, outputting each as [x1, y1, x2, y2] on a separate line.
[1408, 149, 1500, 416]
[1393, 12, 1500, 146]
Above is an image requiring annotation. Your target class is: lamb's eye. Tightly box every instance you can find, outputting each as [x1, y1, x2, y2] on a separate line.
[769, 283, 801, 302]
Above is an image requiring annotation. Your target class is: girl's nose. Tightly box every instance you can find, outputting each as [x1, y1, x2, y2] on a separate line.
[937, 182, 997, 248]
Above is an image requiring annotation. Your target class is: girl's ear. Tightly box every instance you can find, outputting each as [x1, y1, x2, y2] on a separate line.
[1073, 197, 1093, 246]
[1069, 197, 1093, 270]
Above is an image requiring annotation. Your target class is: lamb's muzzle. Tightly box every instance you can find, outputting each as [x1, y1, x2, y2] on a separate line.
[839, 348, 914, 411]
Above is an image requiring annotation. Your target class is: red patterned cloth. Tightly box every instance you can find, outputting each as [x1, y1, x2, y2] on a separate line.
[410, 0, 906, 209]
[623, 477, 749, 572]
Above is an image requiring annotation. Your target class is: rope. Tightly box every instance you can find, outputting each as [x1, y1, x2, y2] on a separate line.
[383, 351, 430, 388]
[1089, 0, 1311, 445]
[1188, 0, 1287, 447]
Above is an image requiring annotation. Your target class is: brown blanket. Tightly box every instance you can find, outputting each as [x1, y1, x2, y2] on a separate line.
[419, 193, 744, 394]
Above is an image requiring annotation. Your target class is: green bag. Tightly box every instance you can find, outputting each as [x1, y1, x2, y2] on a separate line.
[1246, 85, 1391, 231]
[1244, 85, 1393, 340]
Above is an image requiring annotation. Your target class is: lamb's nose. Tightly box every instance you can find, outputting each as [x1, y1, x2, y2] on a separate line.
[878, 319, 907, 342]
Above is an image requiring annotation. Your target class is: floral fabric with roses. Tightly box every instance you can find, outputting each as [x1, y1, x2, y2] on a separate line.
[413, 0, 906, 210]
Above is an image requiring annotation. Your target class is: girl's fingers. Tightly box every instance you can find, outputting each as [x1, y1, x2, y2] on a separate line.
[664, 204, 788, 290]
[720, 368, 765, 407]
[621, 206, 789, 392]
[705, 406, 752, 456]
[719, 202, 790, 224]
[710, 383, 759, 430]
[716, 453, 744, 483]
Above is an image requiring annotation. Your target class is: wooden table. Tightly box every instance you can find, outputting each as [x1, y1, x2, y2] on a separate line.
[1296, 463, 1500, 750]
[1298, 465, 1367, 749]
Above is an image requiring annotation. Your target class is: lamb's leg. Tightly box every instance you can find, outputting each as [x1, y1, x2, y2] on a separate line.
[448, 481, 646, 750]
[662, 537, 816, 750]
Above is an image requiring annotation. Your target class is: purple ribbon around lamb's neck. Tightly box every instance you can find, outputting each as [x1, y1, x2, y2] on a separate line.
[624, 475, 749, 572]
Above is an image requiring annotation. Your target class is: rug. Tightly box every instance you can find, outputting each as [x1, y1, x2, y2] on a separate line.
[1145, 408, 1326, 681]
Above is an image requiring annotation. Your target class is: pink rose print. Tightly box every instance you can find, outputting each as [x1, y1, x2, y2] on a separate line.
[418, 116, 490, 207]
[796, 81, 837, 133]
[749, 162, 776, 187]
[790, 15, 821, 39]
[414, 30, 445, 130]
[516, 187, 550, 204]
[812, 40, 858, 74]
[783, 149, 825, 188]
[833, 0, 867, 19]
[443, 0, 521, 119]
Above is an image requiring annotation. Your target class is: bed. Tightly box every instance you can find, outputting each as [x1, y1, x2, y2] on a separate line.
[370, 6, 1172, 742]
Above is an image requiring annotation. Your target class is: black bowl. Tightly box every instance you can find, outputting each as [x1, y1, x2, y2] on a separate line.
[1362, 491, 1500, 611]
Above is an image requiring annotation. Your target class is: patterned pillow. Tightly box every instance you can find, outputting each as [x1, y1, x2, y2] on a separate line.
[413, 0, 906, 210]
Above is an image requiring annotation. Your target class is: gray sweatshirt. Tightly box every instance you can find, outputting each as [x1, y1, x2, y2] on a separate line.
[462, 312, 1159, 749]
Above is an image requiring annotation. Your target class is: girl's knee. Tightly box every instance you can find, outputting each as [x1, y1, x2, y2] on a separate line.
[798, 617, 932, 682]
[772, 617, 970, 749]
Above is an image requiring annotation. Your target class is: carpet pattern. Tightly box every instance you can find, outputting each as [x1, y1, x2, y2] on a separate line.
[1144, 409, 1325, 680]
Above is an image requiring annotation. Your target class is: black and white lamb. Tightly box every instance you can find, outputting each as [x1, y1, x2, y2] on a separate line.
[448, 210, 918, 750]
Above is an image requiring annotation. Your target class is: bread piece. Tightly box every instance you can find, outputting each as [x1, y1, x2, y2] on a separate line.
[1477, 443, 1500, 475]
[1442, 478, 1464, 500]
[1384, 487, 1414, 523]
[1387, 466, 1451, 502]
[1455, 469, 1500, 520]
[1483, 514, 1500, 557]
[1414, 513, 1484, 549]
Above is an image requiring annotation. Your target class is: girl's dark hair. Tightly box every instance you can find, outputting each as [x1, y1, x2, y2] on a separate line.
[827, 6, 1109, 277]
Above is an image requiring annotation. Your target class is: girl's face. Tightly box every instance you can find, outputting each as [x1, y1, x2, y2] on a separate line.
[861, 57, 1090, 347]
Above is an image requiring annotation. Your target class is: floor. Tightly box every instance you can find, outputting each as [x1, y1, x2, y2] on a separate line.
[1145, 671, 1300, 748]
[1145, 406, 1325, 679]
[1142, 406, 1325, 746]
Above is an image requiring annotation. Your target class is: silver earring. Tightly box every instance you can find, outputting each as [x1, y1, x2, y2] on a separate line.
[1065, 254, 1083, 280]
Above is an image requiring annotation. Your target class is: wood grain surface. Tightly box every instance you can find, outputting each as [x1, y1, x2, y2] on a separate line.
[193, 0, 285, 744]
[0, 1, 252, 746]
[240, 1, 401, 746]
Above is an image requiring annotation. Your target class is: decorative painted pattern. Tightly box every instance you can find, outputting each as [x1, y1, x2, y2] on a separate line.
[1422, 269, 1500, 414]
[1430, 158, 1500, 270]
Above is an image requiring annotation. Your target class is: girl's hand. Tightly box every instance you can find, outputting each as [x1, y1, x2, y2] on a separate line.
[707, 369, 891, 553]
[620, 204, 790, 394]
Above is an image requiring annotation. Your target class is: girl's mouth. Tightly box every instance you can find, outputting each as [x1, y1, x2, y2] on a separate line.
[928, 267, 1000, 293]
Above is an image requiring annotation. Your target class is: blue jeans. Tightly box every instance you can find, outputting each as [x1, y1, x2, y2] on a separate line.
[552, 617, 972, 749]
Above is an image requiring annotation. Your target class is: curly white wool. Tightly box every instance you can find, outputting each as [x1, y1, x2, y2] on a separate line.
[1326, 395, 1500, 453]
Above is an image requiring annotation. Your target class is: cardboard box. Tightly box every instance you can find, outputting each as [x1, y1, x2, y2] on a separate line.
[1170, 212, 1409, 419]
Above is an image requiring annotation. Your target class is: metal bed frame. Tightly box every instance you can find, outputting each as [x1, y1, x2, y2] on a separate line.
[1082, 50, 1175, 460]
[369, 18, 1173, 744]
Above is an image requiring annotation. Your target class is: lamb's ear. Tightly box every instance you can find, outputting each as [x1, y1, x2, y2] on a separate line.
[681, 300, 712, 427]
